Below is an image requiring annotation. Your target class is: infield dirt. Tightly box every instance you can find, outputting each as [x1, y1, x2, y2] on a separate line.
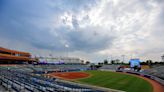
[48, 72, 90, 80]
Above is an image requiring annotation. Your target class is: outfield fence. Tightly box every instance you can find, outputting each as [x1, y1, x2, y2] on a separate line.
[118, 70, 164, 86]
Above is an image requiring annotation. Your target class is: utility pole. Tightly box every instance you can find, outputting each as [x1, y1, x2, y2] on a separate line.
[162, 54, 164, 62]
[122, 55, 125, 63]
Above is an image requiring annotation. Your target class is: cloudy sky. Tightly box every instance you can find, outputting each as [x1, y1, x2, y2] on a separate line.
[0, 0, 164, 63]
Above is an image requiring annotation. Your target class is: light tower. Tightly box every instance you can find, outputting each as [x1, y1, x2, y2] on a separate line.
[161, 54, 164, 62]
[64, 44, 69, 57]
[121, 55, 125, 63]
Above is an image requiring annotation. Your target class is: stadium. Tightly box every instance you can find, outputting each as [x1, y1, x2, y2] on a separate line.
[0, 47, 164, 92]
[1, 0, 164, 92]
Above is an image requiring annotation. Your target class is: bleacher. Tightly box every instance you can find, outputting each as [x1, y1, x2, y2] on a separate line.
[0, 64, 90, 74]
[142, 66, 164, 79]
[30, 64, 90, 74]
[0, 66, 103, 92]
[116, 65, 164, 86]
[99, 65, 120, 71]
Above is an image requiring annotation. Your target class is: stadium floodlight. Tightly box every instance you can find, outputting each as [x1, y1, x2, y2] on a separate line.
[64, 44, 69, 57]
[65, 44, 69, 48]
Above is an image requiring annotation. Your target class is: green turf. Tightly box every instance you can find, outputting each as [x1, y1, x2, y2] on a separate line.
[76, 70, 153, 92]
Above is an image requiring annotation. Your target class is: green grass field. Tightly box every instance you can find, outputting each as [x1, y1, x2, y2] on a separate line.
[76, 70, 153, 92]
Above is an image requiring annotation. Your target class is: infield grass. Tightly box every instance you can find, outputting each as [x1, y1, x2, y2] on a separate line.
[76, 70, 153, 92]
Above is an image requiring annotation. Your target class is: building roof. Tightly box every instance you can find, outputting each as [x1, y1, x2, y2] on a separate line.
[0, 53, 30, 61]
[0, 47, 30, 55]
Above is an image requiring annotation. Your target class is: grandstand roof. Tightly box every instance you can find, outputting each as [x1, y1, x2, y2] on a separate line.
[0, 47, 30, 55]
[0, 47, 34, 62]
[0, 53, 30, 61]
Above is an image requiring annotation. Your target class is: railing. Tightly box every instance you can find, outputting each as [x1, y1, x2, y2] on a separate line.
[117, 70, 164, 86]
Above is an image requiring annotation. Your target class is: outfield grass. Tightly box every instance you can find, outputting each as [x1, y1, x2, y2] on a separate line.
[76, 70, 153, 92]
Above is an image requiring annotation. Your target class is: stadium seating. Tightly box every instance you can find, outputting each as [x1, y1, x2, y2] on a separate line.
[0, 64, 90, 74]
[117, 65, 164, 86]
[30, 64, 90, 74]
[142, 66, 164, 79]
[0, 66, 103, 92]
[99, 65, 120, 71]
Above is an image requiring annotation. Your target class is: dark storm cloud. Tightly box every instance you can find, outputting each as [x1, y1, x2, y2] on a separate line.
[0, 0, 163, 62]
[54, 26, 115, 52]
[0, 0, 112, 52]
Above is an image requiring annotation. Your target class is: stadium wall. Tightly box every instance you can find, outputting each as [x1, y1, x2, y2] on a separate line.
[120, 71, 164, 86]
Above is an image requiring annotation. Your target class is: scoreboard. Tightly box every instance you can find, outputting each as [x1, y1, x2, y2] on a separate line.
[129, 59, 141, 68]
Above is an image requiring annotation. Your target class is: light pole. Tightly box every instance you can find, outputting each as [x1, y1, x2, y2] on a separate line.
[64, 44, 69, 57]
[161, 54, 164, 62]
[109, 55, 113, 64]
[121, 55, 125, 63]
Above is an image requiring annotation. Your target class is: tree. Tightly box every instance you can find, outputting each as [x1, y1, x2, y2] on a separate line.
[98, 62, 103, 65]
[140, 61, 147, 65]
[115, 59, 120, 64]
[146, 60, 153, 66]
[103, 59, 108, 65]
[111, 60, 115, 64]
[81, 60, 84, 64]
[86, 61, 90, 65]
